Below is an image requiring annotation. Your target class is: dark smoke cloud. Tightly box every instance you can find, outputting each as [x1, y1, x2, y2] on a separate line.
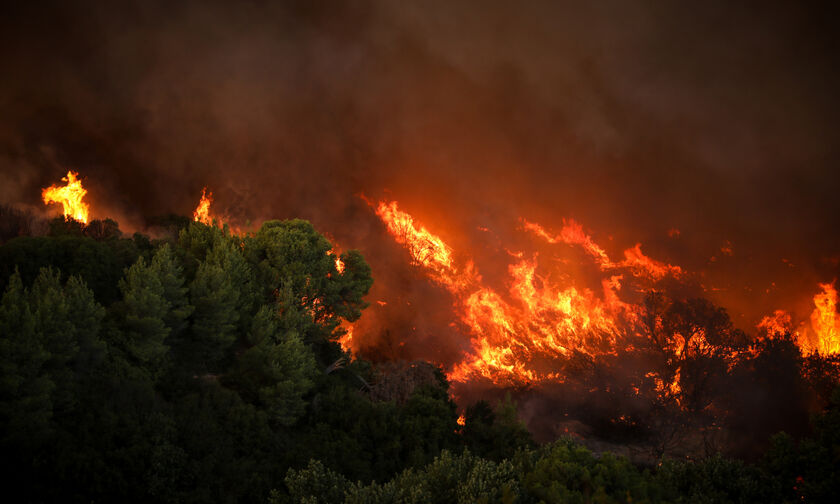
[1, 0, 838, 351]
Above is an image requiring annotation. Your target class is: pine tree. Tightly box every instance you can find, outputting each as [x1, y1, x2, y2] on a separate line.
[243, 220, 372, 353]
[229, 305, 318, 426]
[118, 257, 171, 377]
[151, 244, 193, 338]
[0, 271, 54, 448]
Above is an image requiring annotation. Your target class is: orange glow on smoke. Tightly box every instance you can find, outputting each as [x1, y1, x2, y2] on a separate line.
[42, 171, 90, 224]
[193, 188, 213, 225]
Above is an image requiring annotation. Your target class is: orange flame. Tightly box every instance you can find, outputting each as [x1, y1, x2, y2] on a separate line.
[374, 201, 466, 287]
[190, 187, 245, 235]
[193, 188, 213, 225]
[757, 309, 792, 337]
[799, 282, 840, 355]
[376, 201, 641, 385]
[522, 219, 611, 267]
[338, 325, 354, 352]
[522, 219, 682, 280]
[374, 199, 836, 384]
[620, 243, 683, 280]
[42, 171, 90, 224]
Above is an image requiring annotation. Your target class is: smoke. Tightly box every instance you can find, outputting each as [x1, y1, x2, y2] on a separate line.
[1, 0, 838, 450]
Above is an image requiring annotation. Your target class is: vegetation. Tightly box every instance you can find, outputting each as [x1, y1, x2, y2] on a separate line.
[0, 216, 838, 503]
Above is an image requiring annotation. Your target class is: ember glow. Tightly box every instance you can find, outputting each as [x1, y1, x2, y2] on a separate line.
[42, 171, 90, 224]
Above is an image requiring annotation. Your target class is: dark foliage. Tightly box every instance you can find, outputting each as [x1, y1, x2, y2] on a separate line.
[1, 217, 838, 503]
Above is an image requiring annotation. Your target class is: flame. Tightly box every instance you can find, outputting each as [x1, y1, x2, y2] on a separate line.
[522, 219, 611, 267]
[335, 257, 345, 274]
[799, 282, 840, 355]
[649, 369, 682, 401]
[374, 201, 468, 288]
[620, 243, 683, 280]
[338, 325, 354, 352]
[373, 200, 840, 384]
[376, 200, 640, 385]
[669, 369, 682, 396]
[193, 188, 213, 225]
[456, 414, 466, 426]
[191, 187, 246, 235]
[522, 219, 682, 280]
[42, 171, 90, 224]
[757, 309, 792, 337]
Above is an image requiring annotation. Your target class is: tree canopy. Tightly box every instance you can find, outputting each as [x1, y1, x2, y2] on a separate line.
[0, 216, 837, 503]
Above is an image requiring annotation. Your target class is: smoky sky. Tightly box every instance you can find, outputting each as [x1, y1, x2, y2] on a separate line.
[1, 0, 839, 337]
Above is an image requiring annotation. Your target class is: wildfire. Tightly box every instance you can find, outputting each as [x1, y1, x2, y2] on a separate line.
[338, 325, 354, 352]
[193, 188, 213, 225]
[375, 200, 640, 385]
[522, 219, 682, 280]
[757, 309, 792, 337]
[650, 369, 682, 400]
[190, 187, 247, 235]
[42, 171, 90, 223]
[374, 201, 465, 287]
[621, 243, 683, 280]
[755, 283, 840, 356]
[799, 282, 840, 355]
[372, 199, 840, 385]
[521, 218, 611, 267]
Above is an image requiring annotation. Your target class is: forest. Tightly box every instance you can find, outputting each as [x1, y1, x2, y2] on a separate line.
[0, 209, 837, 503]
